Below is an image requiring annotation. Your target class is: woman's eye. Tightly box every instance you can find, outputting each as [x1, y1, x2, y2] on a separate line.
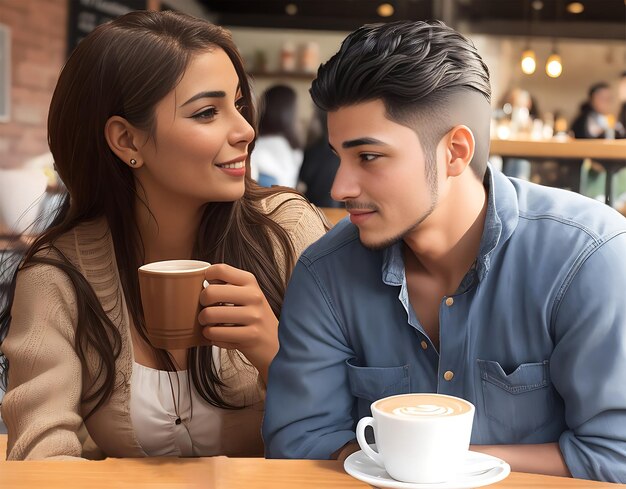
[192, 107, 218, 120]
[235, 98, 246, 113]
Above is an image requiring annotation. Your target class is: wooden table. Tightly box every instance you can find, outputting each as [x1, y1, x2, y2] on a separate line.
[489, 138, 626, 206]
[320, 207, 348, 226]
[1, 436, 623, 489]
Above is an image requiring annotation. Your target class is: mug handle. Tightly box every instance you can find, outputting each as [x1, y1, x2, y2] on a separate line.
[356, 416, 385, 468]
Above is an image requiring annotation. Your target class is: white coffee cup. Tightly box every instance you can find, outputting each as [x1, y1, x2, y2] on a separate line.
[356, 393, 475, 483]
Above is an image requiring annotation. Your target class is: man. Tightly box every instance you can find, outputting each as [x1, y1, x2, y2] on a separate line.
[571, 82, 625, 140]
[262, 21, 626, 483]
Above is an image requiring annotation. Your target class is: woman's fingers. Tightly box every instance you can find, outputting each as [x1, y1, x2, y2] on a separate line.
[202, 324, 262, 347]
[199, 283, 260, 307]
[204, 263, 256, 287]
[198, 304, 260, 326]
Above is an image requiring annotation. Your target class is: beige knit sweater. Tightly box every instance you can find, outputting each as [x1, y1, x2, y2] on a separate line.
[1, 194, 327, 460]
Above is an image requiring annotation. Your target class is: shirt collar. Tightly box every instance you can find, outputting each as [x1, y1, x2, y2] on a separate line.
[382, 164, 519, 284]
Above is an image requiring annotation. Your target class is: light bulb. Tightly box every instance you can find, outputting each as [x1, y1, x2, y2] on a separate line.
[546, 54, 563, 78]
[566, 2, 584, 14]
[521, 50, 536, 75]
[377, 3, 395, 17]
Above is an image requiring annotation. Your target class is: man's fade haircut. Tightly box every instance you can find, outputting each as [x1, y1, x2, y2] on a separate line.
[310, 20, 492, 179]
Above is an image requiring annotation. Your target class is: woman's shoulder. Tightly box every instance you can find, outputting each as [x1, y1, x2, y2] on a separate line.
[53, 217, 110, 255]
[259, 191, 329, 257]
[43, 218, 115, 275]
[15, 217, 116, 307]
[260, 191, 325, 227]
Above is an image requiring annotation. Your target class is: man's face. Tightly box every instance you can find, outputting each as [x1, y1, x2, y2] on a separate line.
[619, 77, 626, 103]
[328, 99, 440, 250]
[591, 87, 613, 116]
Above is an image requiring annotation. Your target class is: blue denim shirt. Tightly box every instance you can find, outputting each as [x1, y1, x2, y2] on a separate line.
[263, 166, 626, 482]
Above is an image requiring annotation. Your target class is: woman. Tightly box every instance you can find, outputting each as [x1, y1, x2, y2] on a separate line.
[249, 85, 303, 188]
[0, 11, 327, 460]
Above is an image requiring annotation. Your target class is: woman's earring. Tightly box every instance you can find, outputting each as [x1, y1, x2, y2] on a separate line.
[130, 158, 137, 166]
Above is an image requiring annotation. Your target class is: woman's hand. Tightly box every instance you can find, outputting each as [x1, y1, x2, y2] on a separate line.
[198, 263, 278, 384]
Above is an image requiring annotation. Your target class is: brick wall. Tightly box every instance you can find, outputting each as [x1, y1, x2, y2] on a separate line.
[0, 0, 67, 169]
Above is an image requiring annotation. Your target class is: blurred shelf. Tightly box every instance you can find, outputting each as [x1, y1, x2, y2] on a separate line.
[490, 138, 626, 161]
[248, 71, 316, 81]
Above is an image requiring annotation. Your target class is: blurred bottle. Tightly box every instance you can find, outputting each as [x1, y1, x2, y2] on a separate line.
[254, 50, 268, 73]
[554, 115, 569, 140]
[509, 88, 532, 137]
[280, 41, 296, 72]
[542, 112, 555, 139]
[605, 114, 616, 140]
[299, 42, 319, 74]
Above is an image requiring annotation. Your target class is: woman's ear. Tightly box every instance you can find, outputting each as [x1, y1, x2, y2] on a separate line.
[104, 116, 144, 168]
[443, 125, 475, 177]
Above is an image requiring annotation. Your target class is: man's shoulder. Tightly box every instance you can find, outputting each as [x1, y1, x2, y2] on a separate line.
[510, 177, 626, 240]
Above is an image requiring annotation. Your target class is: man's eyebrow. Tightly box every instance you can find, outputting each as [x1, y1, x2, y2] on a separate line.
[180, 91, 226, 107]
[342, 137, 388, 148]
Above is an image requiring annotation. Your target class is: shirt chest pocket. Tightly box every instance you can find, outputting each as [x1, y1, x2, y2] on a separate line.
[478, 359, 556, 439]
[346, 358, 411, 420]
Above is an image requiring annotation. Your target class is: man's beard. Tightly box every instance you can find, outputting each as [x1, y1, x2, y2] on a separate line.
[360, 155, 438, 251]
[360, 195, 437, 251]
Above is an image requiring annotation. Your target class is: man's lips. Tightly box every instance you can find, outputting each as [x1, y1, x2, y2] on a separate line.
[347, 209, 377, 224]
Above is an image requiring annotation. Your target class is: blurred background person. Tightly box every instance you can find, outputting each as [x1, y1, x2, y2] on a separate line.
[250, 85, 303, 188]
[618, 71, 626, 132]
[571, 82, 625, 140]
[297, 108, 341, 208]
[572, 82, 626, 203]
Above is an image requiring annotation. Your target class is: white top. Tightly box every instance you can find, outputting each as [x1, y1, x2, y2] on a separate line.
[250, 135, 303, 188]
[130, 347, 224, 457]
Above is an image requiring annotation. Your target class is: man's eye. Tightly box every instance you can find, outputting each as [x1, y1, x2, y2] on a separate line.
[360, 153, 380, 162]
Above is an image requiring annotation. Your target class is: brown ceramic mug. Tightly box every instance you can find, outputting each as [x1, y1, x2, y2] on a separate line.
[138, 260, 212, 350]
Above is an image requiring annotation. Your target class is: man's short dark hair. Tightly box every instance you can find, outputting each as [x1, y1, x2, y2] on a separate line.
[311, 20, 492, 179]
[589, 82, 610, 99]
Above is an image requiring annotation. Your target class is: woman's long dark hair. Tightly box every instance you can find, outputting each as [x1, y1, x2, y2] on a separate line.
[0, 11, 313, 418]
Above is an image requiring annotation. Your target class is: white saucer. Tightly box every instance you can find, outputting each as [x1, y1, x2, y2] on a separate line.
[344, 449, 511, 489]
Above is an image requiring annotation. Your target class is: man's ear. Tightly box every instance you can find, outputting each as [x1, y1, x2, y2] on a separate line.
[443, 125, 475, 177]
[104, 115, 144, 168]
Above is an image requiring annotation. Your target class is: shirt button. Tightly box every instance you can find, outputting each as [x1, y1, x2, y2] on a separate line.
[420, 340, 428, 350]
[445, 297, 454, 307]
[444, 370, 454, 381]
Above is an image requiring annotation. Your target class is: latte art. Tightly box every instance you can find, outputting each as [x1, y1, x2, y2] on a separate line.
[376, 394, 472, 417]
[392, 404, 455, 417]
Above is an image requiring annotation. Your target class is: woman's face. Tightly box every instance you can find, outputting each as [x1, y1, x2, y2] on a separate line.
[134, 47, 255, 206]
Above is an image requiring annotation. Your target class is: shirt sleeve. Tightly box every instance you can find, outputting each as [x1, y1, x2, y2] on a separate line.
[262, 259, 357, 459]
[552, 232, 626, 483]
[1, 262, 85, 460]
